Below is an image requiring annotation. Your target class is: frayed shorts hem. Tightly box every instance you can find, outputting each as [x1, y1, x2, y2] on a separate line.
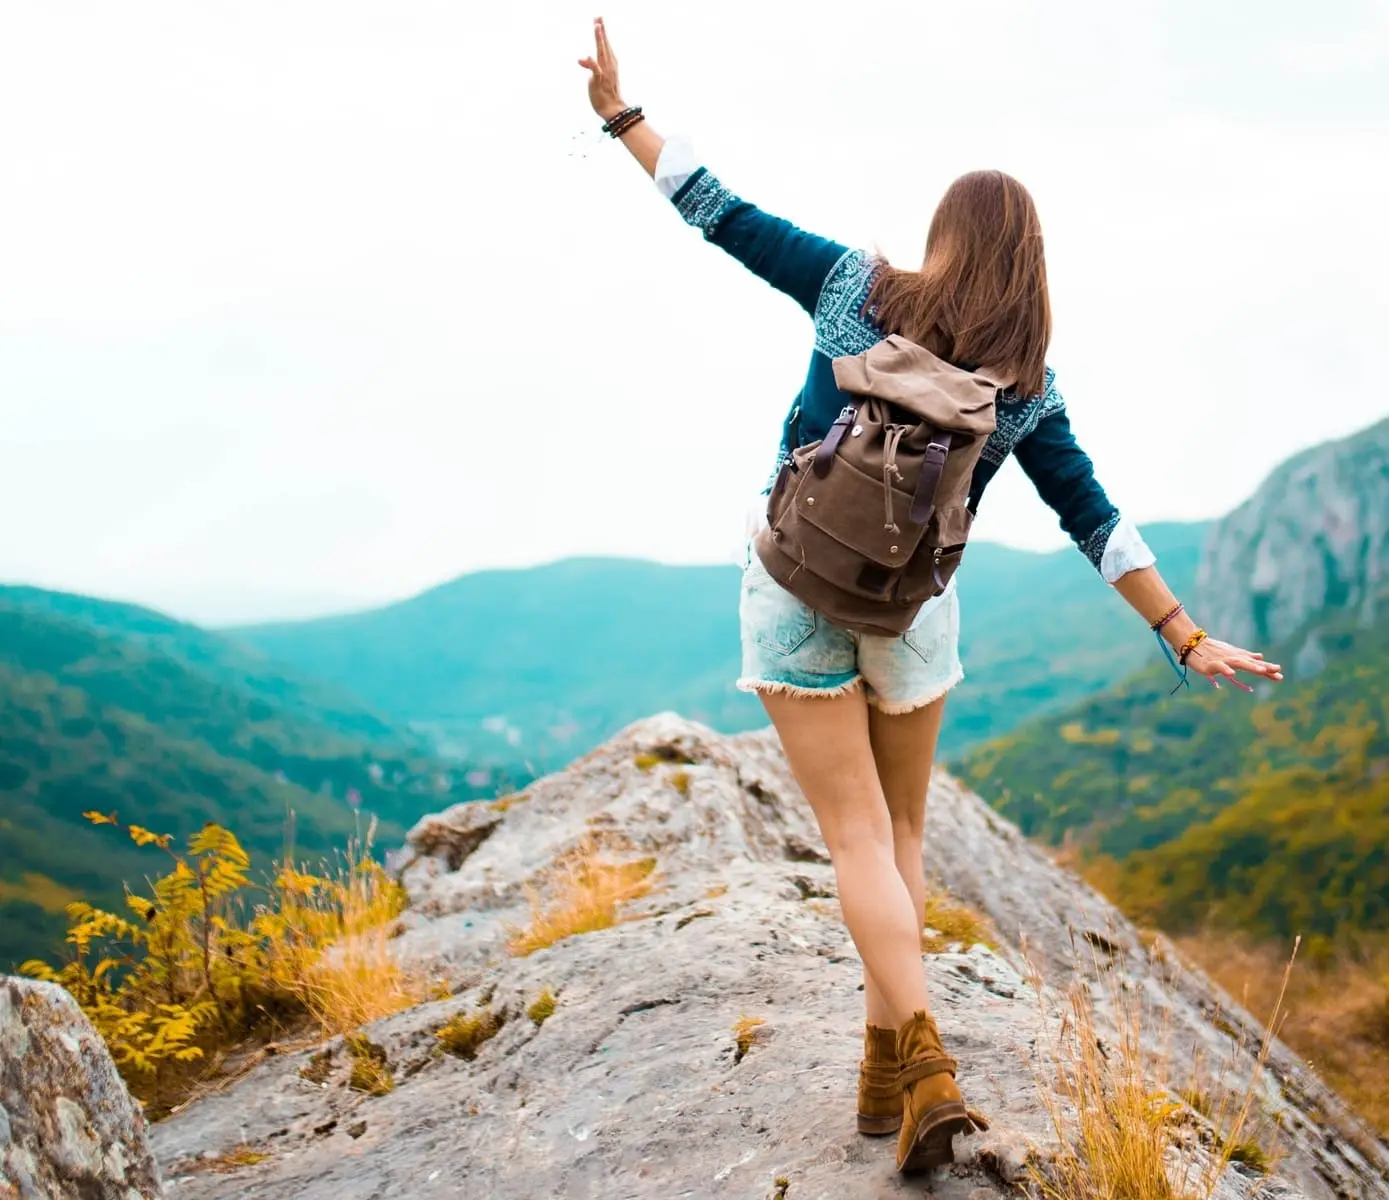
[736, 667, 963, 713]
[866, 667, 964, 714]
[736, 676, 864, 701]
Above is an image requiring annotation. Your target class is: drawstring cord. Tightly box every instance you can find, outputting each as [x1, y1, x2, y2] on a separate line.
[882, 425, 908, 534]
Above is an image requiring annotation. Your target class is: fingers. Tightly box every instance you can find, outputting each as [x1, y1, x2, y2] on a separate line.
[596, 17, 615, 67]
[578, 56, 598, 72]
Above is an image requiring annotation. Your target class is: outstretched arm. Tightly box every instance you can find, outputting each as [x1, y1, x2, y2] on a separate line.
[577, 17, 848, 315]
[578, 18, 664, 177]
[1112, 566, 1283, 691]
[1014, 388, 1283, 691]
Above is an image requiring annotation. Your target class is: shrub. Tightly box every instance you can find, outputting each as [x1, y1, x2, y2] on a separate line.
[21, 812, 424, 1115]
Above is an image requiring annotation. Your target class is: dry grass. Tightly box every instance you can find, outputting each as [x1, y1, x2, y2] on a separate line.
[733, 1015, 766, 1064]
[507, 839, 658, 957]
[1175, 932, 1389, 1135]
[921, 887, 995, 954]
[436, 1007, 503, 1059]
[198, 1145, 271, 1173]
[527, 988, 557, 1027]
[1028, 943, 1295, 1200]
[345, 1033, 393, 1096]
[271, 844, 431, 1038]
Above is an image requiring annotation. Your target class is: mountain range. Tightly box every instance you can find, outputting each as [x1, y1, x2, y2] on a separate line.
[0, 588, 492, 968]
[231, 523, 1209, 769]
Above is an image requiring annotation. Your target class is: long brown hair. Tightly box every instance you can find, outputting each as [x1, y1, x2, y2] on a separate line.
[866, 170, 1051, 398]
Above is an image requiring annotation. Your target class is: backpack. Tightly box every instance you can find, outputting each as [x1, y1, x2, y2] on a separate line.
[753, 335, 1001, 637]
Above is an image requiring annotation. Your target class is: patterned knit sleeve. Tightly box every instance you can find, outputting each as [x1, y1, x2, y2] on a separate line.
[655, 138, 848, 315]
[1012, 375, 1155, 583]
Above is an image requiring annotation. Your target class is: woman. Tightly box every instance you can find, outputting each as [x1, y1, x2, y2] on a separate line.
[579, 17, 1283, 1173]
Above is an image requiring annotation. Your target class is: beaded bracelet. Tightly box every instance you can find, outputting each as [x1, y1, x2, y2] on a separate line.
[1177, 629, 1208, 666]
[610, 112, 646, 138]
[1149, 602, 1184, 633]
[602, 106, 644, 137]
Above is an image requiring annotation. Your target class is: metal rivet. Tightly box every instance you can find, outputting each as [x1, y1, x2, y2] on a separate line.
[806, 496, 815, 506]
[890, 545, 899, 554]
[851, 425, 863, 437]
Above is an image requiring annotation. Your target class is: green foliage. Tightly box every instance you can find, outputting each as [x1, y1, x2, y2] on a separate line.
[955, 599, 1389, 943]
[0, 591, 487, 967]
[21, 814, 413, 1115]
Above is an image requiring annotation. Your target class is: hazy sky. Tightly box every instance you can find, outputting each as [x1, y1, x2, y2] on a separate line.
[3, 1, 1387, 623]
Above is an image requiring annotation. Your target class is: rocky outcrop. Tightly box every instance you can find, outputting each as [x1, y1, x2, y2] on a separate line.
[150, 715, 1389, 1199]
[1, 976, 163, 1199]
[1198, 417, 1389, 654]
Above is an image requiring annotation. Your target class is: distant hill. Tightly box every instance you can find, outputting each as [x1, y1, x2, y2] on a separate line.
[0, 591, 485, 969]
[234, 525, 1209, 768]
[954, 418, 1389, 948]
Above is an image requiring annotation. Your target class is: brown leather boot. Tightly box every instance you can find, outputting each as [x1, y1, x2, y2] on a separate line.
[856, 1023, 902, 1135]
[894, 1010, 981, 1172]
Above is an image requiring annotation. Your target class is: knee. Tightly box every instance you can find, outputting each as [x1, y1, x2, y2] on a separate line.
[888, 806, 925, 846]
[822, 816, 893, 862]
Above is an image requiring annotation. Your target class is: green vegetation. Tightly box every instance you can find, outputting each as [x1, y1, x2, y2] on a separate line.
[22, 815, 420, 1115]
[955, 601, 1389, 947]
[233, 530, 1207, 769]
[0, 590, 486, 968]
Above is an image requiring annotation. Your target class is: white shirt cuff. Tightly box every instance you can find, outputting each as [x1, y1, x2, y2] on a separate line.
[654, 136, 702, 200]
[1100, 516, 1157, 584]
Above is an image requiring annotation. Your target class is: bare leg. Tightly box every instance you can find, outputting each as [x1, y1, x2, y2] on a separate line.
[861, 697, 948, 1029]
[760, 688, 932, 1025]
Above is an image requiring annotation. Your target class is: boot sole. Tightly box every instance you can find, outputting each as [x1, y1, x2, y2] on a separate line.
[856, 1111, 903, 1136]
[897, 1102, 972, 1173]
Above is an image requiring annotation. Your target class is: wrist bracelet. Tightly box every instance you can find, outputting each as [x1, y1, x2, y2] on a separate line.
[602, 105, 643, 137]
[1150, 602, 1184, 633]
[609, 112, 646, 138]
[1177, 629, 1208, 666]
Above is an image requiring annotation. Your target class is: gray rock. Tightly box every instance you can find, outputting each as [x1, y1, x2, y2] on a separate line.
[1, 976, 163, 1199]
[1198, 417, 1389, 654]
[151, 715, 1389, 1199]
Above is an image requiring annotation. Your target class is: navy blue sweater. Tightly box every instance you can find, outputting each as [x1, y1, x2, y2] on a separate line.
[670, 166, 1134, 574]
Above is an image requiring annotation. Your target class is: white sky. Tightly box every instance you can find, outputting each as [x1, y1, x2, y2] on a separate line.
[2, 1, 1387, 624]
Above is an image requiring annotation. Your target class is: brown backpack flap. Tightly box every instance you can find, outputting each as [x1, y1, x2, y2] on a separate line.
[755, 338, 1000, 637]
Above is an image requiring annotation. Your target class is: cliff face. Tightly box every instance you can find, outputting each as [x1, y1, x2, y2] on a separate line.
[148, 716, 1389, 1199]
[1197, 418, 1389, 658]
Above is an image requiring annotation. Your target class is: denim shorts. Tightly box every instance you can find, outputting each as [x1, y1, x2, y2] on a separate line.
[736, 546, 964, 714]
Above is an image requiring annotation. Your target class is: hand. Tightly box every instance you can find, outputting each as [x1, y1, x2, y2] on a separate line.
[578, 17, 625, 120]
[1182, 636, 1284, 692]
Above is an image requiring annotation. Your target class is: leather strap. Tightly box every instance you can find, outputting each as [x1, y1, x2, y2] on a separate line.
[859, 1061, 902, 1098]
[897, 1054, 958, 1088]
[909, 431, 953, 525]
[813, 405, 858, 478]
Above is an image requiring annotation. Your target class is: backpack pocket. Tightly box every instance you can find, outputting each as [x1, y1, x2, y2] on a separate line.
[770, 455, 928, 600]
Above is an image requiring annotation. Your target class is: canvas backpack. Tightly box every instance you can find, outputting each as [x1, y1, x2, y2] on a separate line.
[754, 335, 1001, 637]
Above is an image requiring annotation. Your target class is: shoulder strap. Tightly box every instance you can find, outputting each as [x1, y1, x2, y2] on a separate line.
[813, 405, 859, 478]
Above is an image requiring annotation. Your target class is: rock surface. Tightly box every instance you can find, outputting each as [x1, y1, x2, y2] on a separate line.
[1198, 416, 1389, 653]
[151, 715, 1389, 1199]
[1, 975, 164, 1199]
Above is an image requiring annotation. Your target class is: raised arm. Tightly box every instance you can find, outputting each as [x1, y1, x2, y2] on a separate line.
[578, 18, 847, 314]
[1013, 380, 1283, 691]
[578, 18, 664, 177]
